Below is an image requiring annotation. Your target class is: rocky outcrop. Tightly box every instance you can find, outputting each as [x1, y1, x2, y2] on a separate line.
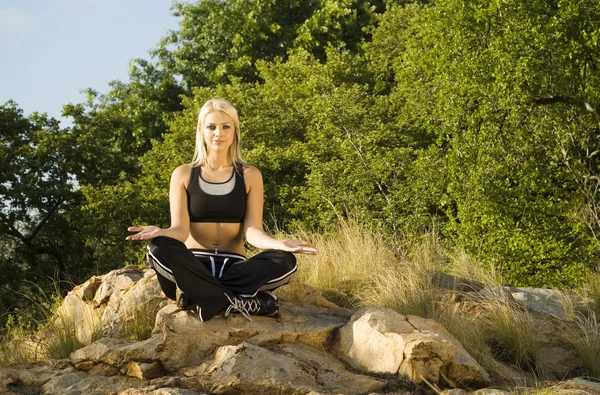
[332, 306, 490, 388]
[0, 266, 598, 395]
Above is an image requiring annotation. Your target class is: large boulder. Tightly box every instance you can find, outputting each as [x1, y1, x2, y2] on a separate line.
[331, 306, 491, 388]
[54, 266, 169, 342]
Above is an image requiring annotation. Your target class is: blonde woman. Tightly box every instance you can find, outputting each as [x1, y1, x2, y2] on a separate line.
[127, 98, 317, 321]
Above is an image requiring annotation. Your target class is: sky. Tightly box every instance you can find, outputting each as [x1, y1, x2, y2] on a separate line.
[0, 0, 180, 127]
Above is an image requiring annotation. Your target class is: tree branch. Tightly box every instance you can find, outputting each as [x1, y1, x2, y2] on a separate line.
[6, 199, 63, 246]
[533, 96, 600, 125]
[27, 199, 63, 242]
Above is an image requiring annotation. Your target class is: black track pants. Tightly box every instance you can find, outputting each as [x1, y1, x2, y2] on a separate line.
[146, 236, 297, 321]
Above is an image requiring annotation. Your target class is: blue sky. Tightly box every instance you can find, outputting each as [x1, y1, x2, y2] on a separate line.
[0, 0, 180, 126]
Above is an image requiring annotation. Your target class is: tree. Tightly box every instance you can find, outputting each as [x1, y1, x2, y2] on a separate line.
[153, 0, 321, 87]
[0, 101, 89, 321]
[366, 0, 600, 286]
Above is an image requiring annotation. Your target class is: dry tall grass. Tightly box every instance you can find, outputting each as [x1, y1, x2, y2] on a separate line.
[477, 291, 547, 378]
[284, 216, 584, 384]
[291, 217, 445, 317]
[562, 312, 600, 379]
[123, 300, 162, 341]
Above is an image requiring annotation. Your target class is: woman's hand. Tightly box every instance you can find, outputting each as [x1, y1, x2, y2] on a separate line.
[279, 239, 318, 255]
[126, 225, 162, 241]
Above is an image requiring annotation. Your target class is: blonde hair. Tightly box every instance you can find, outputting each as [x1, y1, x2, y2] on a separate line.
[191, 98, 243, 168]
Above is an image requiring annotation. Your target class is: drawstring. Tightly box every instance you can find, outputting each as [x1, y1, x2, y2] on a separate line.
[219, 258, 229, 278]
[210, 256, 230, 279]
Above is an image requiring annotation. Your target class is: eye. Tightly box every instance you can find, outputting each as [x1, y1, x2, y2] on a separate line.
[223, 124, 231, 129]
[206, 125, 216, 130]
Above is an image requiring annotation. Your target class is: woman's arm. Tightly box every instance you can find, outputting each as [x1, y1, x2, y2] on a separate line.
[126, 165, 191, 242]
[243, 165, 317, 254]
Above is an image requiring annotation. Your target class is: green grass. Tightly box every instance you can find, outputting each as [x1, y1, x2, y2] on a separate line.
[40, 316, 84, 360]
[122, 300, 161, 341]
[0, 282, 85, 365]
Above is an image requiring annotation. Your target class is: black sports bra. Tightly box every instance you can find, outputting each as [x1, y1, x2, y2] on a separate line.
[186, 166, 247, 223]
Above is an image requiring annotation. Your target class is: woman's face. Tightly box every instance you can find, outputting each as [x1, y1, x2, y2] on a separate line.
[201, 111, 235, 155]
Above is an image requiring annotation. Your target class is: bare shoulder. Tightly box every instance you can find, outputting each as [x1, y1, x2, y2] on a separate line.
[171, 164, 192, 183]
[242, 164, 263, 187]
[244, 163, 262, 178]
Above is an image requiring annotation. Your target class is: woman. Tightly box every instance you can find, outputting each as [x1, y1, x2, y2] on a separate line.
[126, 98, 317, 321]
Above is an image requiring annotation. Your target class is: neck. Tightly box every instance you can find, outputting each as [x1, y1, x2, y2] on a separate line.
[205, 152, 232, 170]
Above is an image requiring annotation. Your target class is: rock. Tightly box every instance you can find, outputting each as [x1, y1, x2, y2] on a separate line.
[507, 287, 593, 320]
[55, 267, 169, 343]
[462, 286, 588, 379]
[71, 336, 161, 368]
[152, 302, 348, 372]
[3, 263, 598, 395]
[101, 268, 168, 338]
[331, 306, 490, 389]
[191, 342, 386, 395]
[441, 389, 512, 395]
[0, 364, 67, 392]
[118, 389, 207, 395]
[441, 389, 511, 395]
[88, 362, 120, 376]
[554, 378, 600, 394]
[126, 361, 166, 380]
[41, 370, 143, 394]
[432, 271, 485, 292]
[55, 292, 102, 344]
[74, 360, 94, 371]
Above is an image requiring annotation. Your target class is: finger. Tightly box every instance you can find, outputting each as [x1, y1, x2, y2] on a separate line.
[288, 240, 313, 246]
[128, 226, 143, 232]
[300, 247, 318, 255]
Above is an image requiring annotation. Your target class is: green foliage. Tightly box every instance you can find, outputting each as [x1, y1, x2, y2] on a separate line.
[362, 0, 600, 286]
[293, 0, 385, 60]
[155, 0, 320, 87]
[0, 102, 90, 322]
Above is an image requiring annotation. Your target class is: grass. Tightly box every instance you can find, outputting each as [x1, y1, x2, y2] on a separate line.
[580, 270, 600, 317]
[0, 315, 42, 366]
[40, 316, 84, 360]
[291, 217, 443, 318]
[284, 216, 558, 385]
[477, 291, 547, 378]
[122, 300, 161, 341]
[0, 282, 86, 365]
[511, 382, 592, 394]
[562, 312, 600, 379]
[436, 308, 502, 383]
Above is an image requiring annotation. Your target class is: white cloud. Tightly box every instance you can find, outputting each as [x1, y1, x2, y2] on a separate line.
[0, 7, 34, 29]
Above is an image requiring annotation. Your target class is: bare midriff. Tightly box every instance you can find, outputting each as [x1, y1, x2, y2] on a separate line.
[185, 222, 246, 256]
